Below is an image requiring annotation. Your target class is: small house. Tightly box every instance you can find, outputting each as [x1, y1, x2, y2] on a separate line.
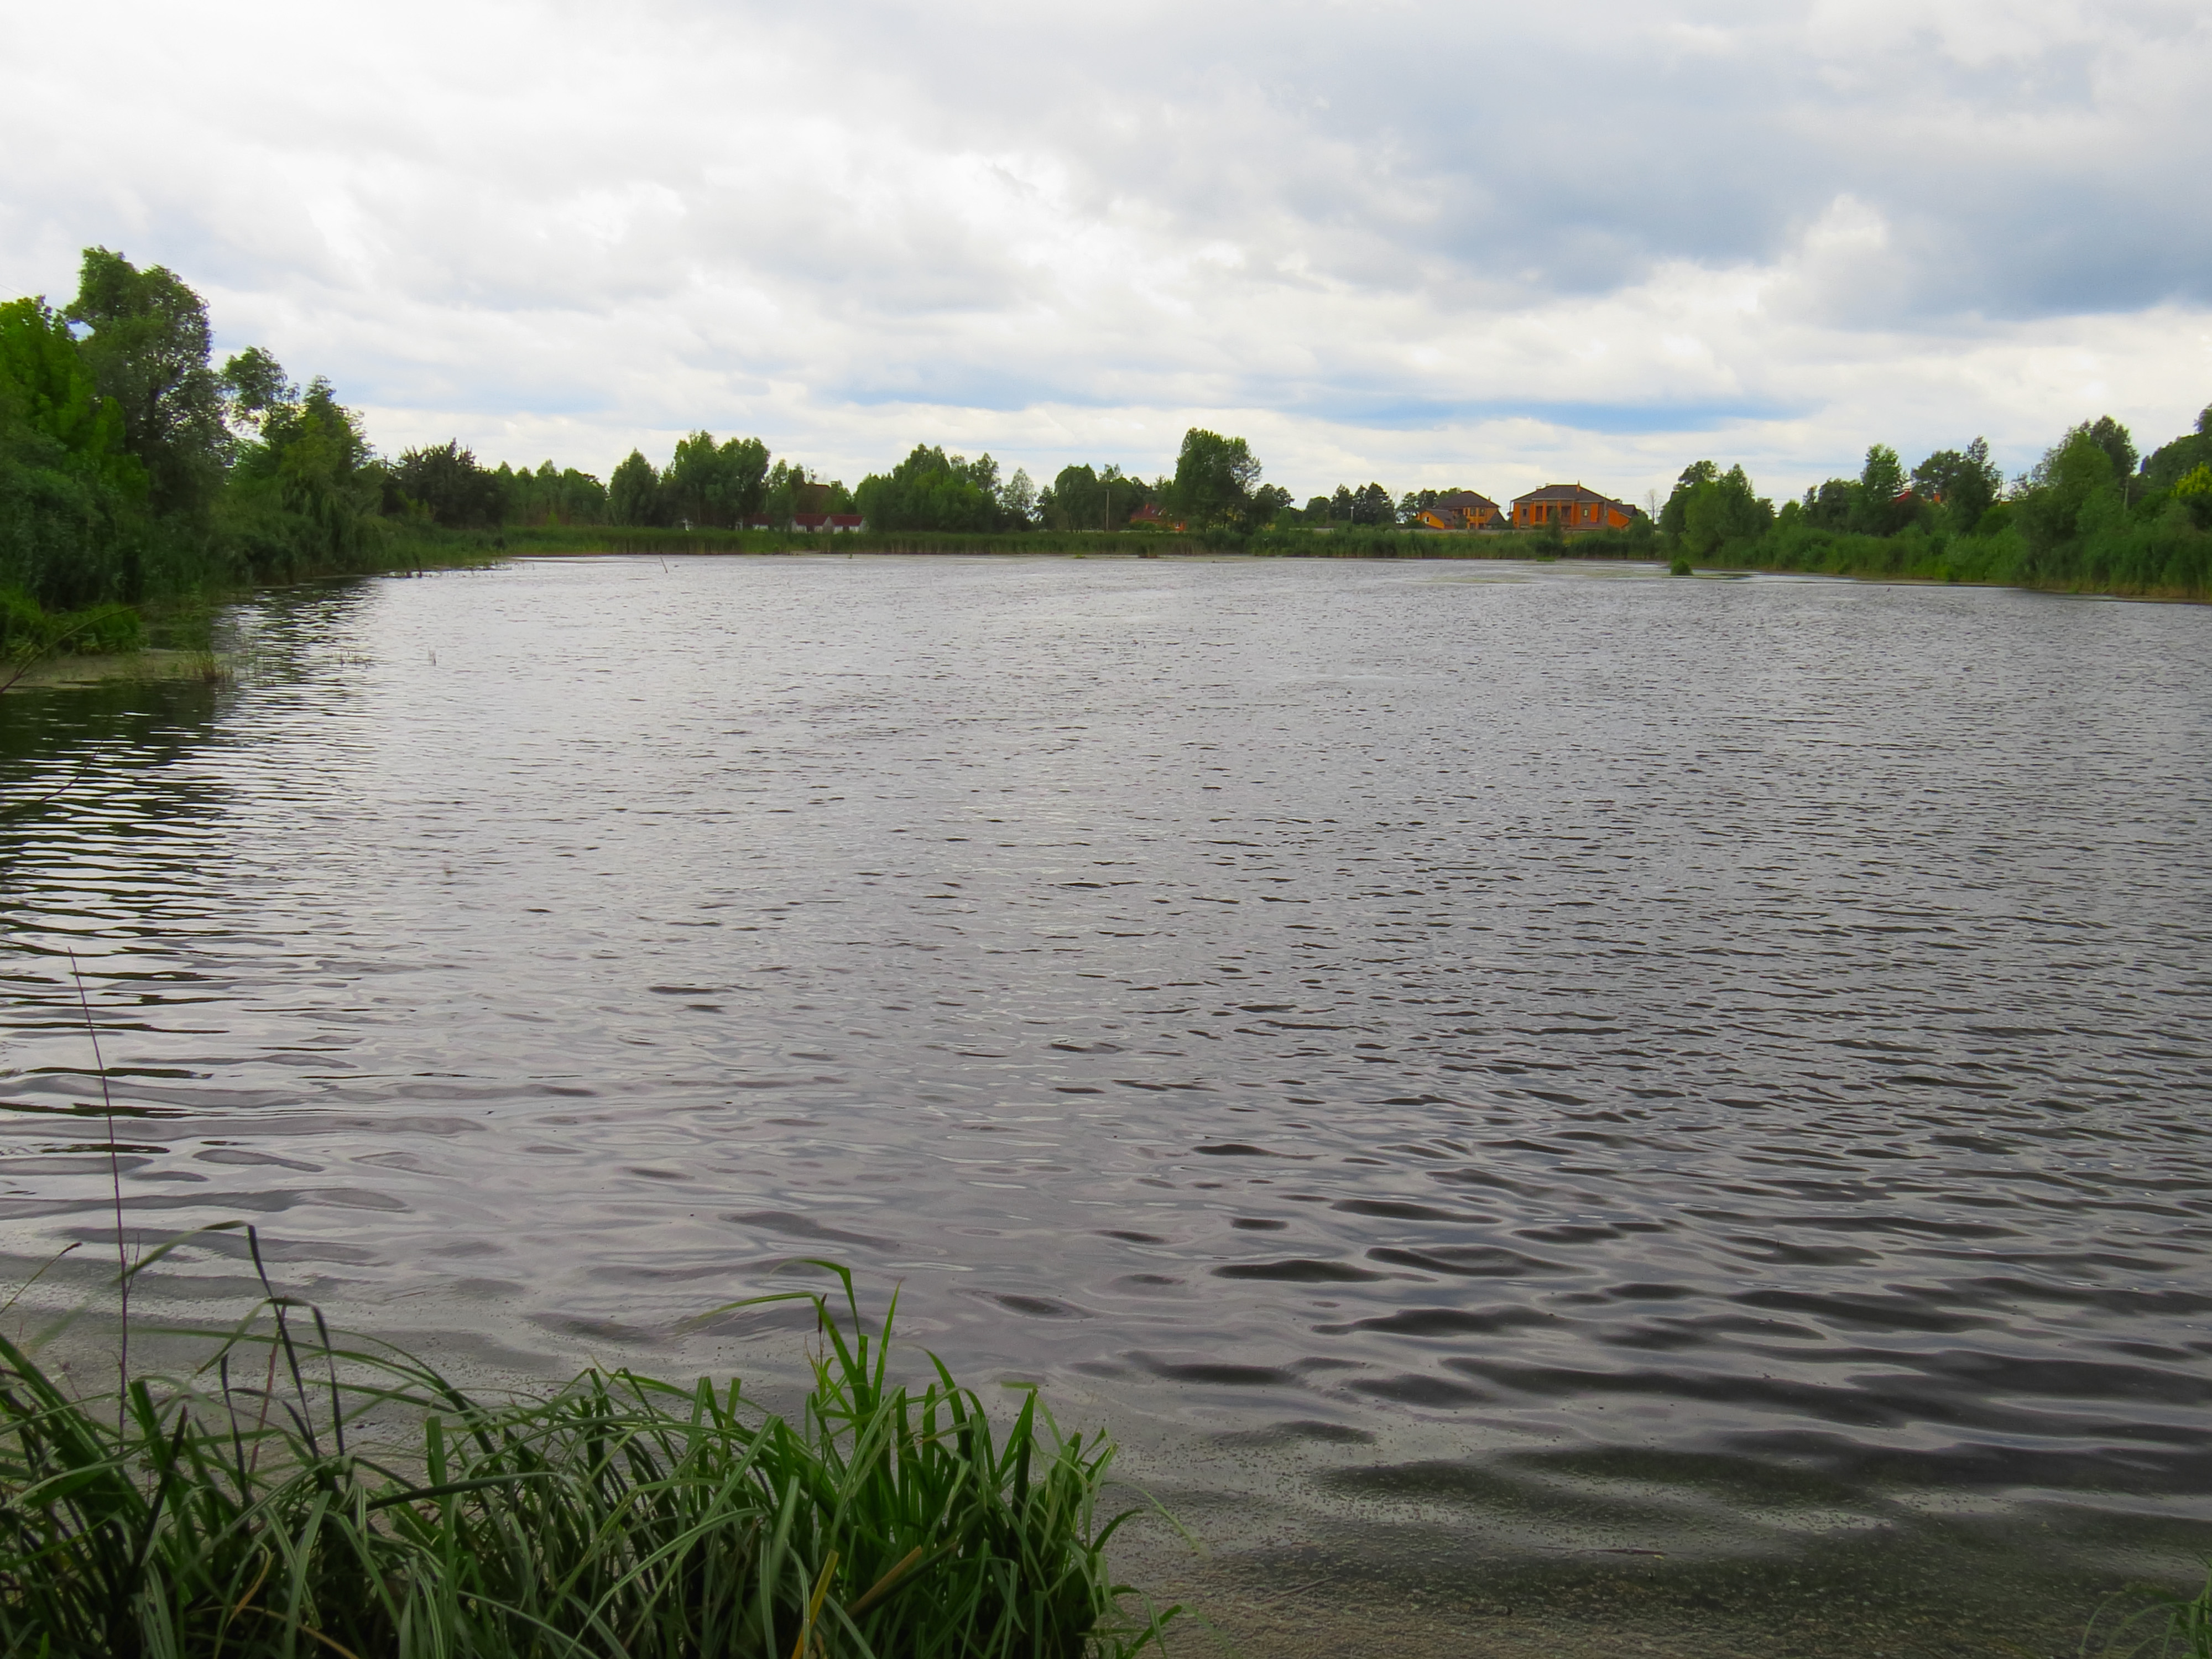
[1418, 490, 1503, 531]
[1510, 484, 1635, 531]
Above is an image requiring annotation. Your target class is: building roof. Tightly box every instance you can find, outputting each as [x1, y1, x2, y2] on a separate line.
[1511, 483, 1627, 507]
[1433, 490, 1499, 512]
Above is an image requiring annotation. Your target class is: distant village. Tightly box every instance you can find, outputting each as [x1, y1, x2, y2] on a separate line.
[1409, 484, 1637, 534]
[736, 478, 1643, 536]
[1113, 483, 1639, 535]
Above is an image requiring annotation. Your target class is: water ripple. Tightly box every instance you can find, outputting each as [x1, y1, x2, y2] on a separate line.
[2, 557, 2209, 1543]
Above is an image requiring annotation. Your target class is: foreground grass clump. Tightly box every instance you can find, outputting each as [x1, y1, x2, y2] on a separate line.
[0, 1253, 1173, 1657]
[2086, 1566, 2212, 1658]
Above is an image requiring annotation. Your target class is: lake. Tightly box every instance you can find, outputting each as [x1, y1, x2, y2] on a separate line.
[4, 554, 2210, 1653]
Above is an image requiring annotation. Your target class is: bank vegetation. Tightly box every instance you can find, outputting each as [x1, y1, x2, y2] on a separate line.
[6, 244, 2208, 662]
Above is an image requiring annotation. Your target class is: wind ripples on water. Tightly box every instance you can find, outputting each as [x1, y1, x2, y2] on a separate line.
[2, 556, 2209, 1545]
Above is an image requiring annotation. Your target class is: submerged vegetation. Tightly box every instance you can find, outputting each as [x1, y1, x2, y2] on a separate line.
[0, 1246, 1174, 1657]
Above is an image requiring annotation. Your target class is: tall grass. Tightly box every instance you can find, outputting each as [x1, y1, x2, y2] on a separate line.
[2082, 1567, 2212, 1658]
[0, 1241, 1177, 1657]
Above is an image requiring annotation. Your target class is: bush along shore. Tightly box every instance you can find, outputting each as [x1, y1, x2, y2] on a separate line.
[9, 240, 2210, 676]
[0, 1240, 1177, 1658]
[1654, 414, 2212, 601]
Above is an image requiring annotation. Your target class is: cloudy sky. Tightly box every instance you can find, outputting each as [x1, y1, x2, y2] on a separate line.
[4, 0, 2209, 505]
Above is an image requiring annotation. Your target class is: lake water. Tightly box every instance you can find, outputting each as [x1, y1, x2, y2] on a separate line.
[4, 555, 2210, 1651]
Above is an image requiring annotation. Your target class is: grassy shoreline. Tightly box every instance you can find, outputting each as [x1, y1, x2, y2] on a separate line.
[0, 1246, 1177, 1657]
[416, 521, 2212, 603]
[8, 529, 2203, 701]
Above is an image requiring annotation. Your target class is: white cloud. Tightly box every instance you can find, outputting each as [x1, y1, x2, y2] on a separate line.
[3, 0, 2208, 509]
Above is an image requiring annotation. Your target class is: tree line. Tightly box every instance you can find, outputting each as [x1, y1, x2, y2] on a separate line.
[1, 248, 424, 644]
[1656, 413, 2212, 594]
[403, 427, 1302, 538]
[7, 244, 2210, 642]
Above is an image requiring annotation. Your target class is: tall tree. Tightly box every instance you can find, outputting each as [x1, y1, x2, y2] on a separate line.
[1658, 461, 1720, 542]
[1849, 445, 1911, 535]
[1663, 461, 1773, 555]
[1911, 436, 2003, 530]
[2142, 405, 2212, 493]
[64, 248, 228, 517]
[2017, 426, 2118, 553]
[1169, 429, 1262, 530]
[608, 450, 661, 526]
[225, 372, 382, 570]
[1347, 482, 1393, 526]
[2079, 415, 2137, 486]
[662, 431, 769, 528]
[394, 440, 502, 528]
[220, 346, 293, 437]
[1043, 464, 1106, 531]
[0, 296, 148, 607]
[852, 445, 998, 532]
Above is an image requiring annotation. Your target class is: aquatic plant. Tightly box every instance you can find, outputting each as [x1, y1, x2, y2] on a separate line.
[2081, 1564, 2212, 1658]
[0, 1244, 1177, 1657]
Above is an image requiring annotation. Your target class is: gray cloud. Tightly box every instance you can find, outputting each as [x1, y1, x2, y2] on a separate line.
[3, 0, 2208, 505]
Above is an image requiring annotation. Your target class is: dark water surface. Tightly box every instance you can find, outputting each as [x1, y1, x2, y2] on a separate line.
[5, 555, 2210, 1640]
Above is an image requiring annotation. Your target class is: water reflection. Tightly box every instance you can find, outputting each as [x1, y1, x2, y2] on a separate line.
[2, 557, 2209, 1568]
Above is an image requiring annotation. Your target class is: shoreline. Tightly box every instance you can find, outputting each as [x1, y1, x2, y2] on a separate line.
[7, 547, 2200, 705]
[11, 1255, 2205, 1659]
[1, 647, 230, 696]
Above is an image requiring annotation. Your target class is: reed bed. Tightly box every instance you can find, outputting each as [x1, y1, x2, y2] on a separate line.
[0, 1243, 1176, 1658]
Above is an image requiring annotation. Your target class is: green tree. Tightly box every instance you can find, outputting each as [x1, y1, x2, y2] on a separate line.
[1039, 463, 1095, 531]
[394, 440, 502, 528]
[1397, 487, 1447, 525]
[1799, 477, 1855, 530]
[1658, 461, 1719, 542]
[503, 460, 608, 526]
[2142, 405, 2212, 492]
[1662, 462, 1772, 555]
[0, 299, 141, 497]
[220, 346, 293, 435]
[662, 432, 769, 528]
[0, 296, 148, 607]
[2173, 463, 2212, 529]
[2017, 426, 2117, 553]
[608, 450, 661, 526]
[1911, 436, 2002, 530]
[1847, 444, 1910, 534]
[1168, 429, 1262, 531]
[760, 458, 802, 525]
[1040, 462, 1151, 531]
[64, 248, 228, 517]
[852, 445, 998, 532]
[223, 372, 383, 573]
[1685, 465, 1773, 555]
[1345, 482, 1392, 526]
[2079, 415, 2137, 487]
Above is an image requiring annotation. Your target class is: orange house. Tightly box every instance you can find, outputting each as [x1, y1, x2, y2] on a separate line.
[1511, 483, 1635, 531]
[1417, 489, 1503, 531]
